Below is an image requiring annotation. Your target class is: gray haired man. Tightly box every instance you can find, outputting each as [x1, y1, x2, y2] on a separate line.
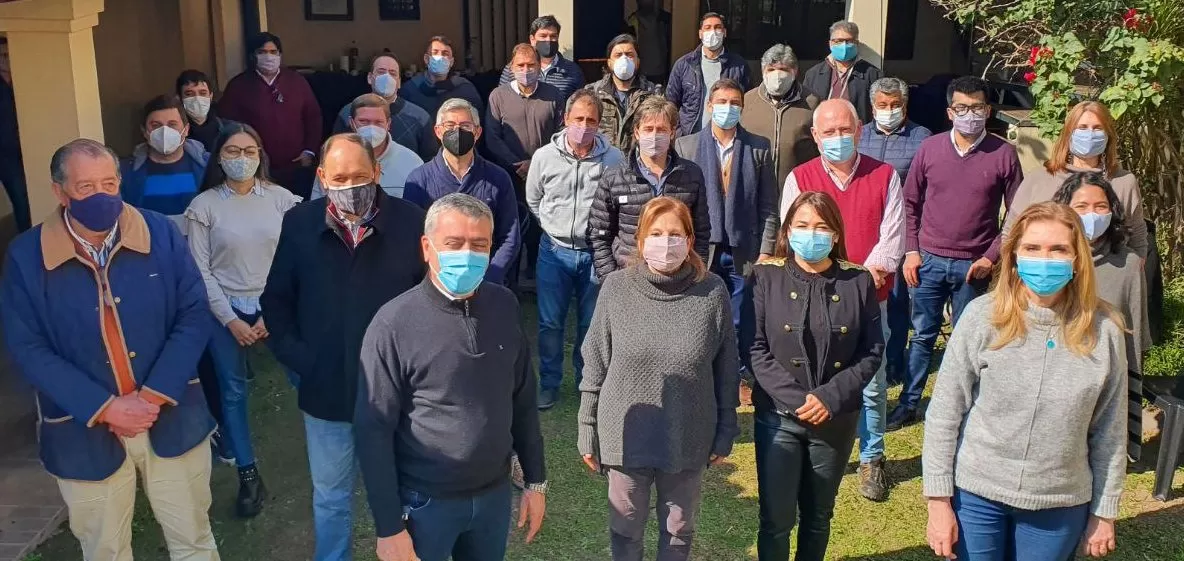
[801, 20, 884, 123]
[739, 43, 820, 188]
[355, 193, 548, 561]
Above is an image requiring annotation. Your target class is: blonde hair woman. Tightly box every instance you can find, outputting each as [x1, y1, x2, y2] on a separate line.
[924, 202, 1128, 561]
[579, 196, 738, 561]
[1002, 101, 1149, 258]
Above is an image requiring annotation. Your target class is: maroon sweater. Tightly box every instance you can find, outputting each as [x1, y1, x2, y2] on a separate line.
[903, 133, 1021, 263]
[219, 69, 323, 173]
[796, 156, 895, 301]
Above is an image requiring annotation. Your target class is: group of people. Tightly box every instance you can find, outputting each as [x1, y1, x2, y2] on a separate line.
[0, 10, 1152, 561]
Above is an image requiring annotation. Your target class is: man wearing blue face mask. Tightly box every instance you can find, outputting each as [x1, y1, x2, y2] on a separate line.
[333, 56, 437, 161]
[781, 98, 904, 503]
[802, 21, 883, 124]
[355, 193, 548, 561]
[1, 139, 218, 561]
[673, 78, 777, 403]
[399, 36, 485, 121]
[262, 133, 426, 561]
[314, 94, 425, 200]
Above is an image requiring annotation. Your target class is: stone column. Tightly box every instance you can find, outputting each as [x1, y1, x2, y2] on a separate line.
[846, 0, 887, 69]
[669, 0, 699, 68]
[537, 0, 575, 59]
[0, 0, 107, 225]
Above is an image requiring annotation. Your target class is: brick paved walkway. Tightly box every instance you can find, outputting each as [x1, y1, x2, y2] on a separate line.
[0, 436, 65, 561]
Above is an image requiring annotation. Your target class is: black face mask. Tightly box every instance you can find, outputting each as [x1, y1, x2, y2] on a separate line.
[536, 40, 558, 59]
[442, 128, 476, 157]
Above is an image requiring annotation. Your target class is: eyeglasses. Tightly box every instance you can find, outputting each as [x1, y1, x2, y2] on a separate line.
[950, 104, 990, 117]
[222, 146, 261, 158]
[271, 85, 284, 104]
[829, 38, 857, 46]
[439, 122, 477, 133]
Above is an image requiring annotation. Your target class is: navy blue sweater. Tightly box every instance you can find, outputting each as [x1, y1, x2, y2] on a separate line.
[403, 154, 520, 284]
[355, 276, 545, 537]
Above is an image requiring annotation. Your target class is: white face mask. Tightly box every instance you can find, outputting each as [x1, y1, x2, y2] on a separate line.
[355, 124, 389, 148]
[612, 56, 637, 81]
[701, 30, 724, 51]
[763, 70, 793, 96]
[874, 107, 904, 131]
[182, 96, 212, 121]
[256, 53, 282, 74]
[148, 126, 184, 155]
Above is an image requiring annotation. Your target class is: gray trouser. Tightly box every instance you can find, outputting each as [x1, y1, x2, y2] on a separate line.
[607, 466, 705, 561]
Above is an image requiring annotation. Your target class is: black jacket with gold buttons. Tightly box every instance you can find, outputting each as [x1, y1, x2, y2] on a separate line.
[743, 256, 884, 418]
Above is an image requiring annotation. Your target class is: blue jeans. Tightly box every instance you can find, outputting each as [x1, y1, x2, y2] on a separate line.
[901, 252, 989, 410]
[710, 245, 748, 370]
[857, 301, 890, 463]
[953, 489, 1089, 561]
[207, 310, 259, 467]
[536, 235, 599, 391]
[401, 482, 513, 561]
[304, 414, 357, 561]
[884, 267, 912, 386]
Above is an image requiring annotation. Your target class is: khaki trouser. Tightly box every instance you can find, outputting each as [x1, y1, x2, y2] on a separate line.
[56, 434, 220, 561]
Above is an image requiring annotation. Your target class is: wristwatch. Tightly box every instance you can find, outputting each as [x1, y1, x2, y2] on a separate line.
[525, 481, 549, 495]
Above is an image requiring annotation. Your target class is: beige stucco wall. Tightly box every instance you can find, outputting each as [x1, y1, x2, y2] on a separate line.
[93, 0, 186, 154]
[264, 0, 466, 73]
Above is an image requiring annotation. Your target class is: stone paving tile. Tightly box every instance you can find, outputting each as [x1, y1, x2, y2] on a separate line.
[0, 442, 64, 561]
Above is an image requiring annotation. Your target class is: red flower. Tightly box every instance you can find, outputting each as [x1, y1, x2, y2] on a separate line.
[1024, 71, 1037, 84]
[1029, 46, 1042, 65]
[1123, 8, 1139, 29]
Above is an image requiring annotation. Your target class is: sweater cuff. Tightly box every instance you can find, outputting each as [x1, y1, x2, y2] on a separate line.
[374, 515, 406, 539]
[711, 431, 735, 458]
[905, 237, 920, 254]
[1091, 495, 1121, 520]
[577, 424, 597, 457]
[923, 475, 955, 498]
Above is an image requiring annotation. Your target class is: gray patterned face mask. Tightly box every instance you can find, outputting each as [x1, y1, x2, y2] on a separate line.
[325, 182, 377, 216]
[220, 157, 259, 181]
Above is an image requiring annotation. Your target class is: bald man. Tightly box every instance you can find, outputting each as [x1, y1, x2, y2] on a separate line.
[779, 98, 903, 503]
[261, 133, 427, 561]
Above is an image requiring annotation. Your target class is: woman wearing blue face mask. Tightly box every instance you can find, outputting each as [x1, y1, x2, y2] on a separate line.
[745, 191, 883, 561]
[1003, 101, 1149, 260]
[1053, 171, 1149, 461]
[924, 201, 1128, 561]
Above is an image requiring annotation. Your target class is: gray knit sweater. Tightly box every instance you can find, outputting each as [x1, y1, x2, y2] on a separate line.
[922, 294, 1128, 519]
[578, 263, 740, 472]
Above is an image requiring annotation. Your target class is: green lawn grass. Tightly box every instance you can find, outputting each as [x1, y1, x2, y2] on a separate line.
[30, 301, 1184, 561]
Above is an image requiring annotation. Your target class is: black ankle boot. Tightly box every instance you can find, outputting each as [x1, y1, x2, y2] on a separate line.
[236, 465, 266, 518]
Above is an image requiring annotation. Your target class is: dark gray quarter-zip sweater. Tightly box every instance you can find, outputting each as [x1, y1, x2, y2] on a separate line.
[355, 276, 546, 537]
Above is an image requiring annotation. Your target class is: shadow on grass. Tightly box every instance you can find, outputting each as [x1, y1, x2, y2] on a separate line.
[834, 504, 1184, 561]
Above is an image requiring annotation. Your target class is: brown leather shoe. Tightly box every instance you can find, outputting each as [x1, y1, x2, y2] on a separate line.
[738, 381, 753, 407]
[858, 457, 889, 502]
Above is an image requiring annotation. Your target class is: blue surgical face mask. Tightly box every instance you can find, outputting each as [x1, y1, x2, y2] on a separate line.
[1016, 256, 1074, 297]
[820, 134, 856, 163]
[1079, 212, 1113, 241]
[711, 104, 741, 129]
[830, 42, 858, 62]
[789, 229, 834, 263]
[430, 240, 489, 297]
[1070, 129, 1108, 159]
[427, 55, 451, 76]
